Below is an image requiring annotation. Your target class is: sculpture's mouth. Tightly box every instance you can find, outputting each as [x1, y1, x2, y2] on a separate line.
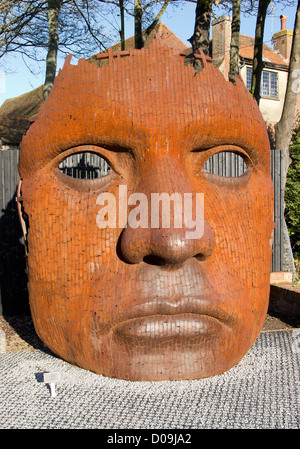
[110, 296, 233, 342]
[113, 313, 226, 341]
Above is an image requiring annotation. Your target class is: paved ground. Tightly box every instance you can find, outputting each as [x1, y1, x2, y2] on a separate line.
[0, 315, 299, 430]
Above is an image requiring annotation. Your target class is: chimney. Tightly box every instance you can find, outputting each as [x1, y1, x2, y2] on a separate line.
[280, 15, 287, 30]
[272, 15, 293, 62]
[211, 15, 232, 75]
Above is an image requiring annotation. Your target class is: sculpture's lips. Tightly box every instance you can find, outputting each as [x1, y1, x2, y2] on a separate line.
[113, 313, 224, 340]
[109, 295, 234, 341]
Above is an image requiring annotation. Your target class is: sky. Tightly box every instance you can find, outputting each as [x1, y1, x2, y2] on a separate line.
[0, 2, 297, 107]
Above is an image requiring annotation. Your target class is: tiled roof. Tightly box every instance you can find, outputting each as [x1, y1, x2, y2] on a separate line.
[0, 85, 44, 120]
[0, 116, 33, 145]
[94, 22, 187, 56]
[239, 35, 288, 66]
[0, 85, 44, 144]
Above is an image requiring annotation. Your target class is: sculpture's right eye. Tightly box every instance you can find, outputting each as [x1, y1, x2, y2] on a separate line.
[58, 152, 111, 179]
[204, 151, 248, 178]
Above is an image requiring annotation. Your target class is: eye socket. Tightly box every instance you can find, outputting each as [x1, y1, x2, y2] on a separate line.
[204, 151, 248, 177]
[58, 152, 111, 179]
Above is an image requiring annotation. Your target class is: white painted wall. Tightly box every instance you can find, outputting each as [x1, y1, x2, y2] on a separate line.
[240, 65, 288, 123]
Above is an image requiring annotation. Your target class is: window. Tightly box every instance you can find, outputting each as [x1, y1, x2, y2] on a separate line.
[246, 66, 252, 91]
[262, 71, 278, 97]
[246, 67, 278, 98]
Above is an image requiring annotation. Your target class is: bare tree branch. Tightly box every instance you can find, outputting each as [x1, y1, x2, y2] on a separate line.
[144, 0, 170, 38]
[71, 0, 107, 50]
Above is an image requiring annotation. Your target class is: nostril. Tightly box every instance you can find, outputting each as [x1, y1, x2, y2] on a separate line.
[195, 253, 211, 262]
[143, 255, 166, 266]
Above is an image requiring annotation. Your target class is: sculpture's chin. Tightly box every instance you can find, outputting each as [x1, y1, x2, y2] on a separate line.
[89, 335, 240, 381]
[59, 320, 248, 382]
[31, 303, 267, 381]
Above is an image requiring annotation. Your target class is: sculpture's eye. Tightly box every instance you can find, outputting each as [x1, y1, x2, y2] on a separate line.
[58, 152, 111, 179]
[204, 151, 248, 178]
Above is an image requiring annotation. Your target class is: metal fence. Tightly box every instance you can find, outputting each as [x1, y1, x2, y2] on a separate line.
[0, 149, 28, 315]
[271, 149, 285, 272]
[0, 148, 285, 315]
[59, 152, 110, 179]
[204, 151, 247, 177]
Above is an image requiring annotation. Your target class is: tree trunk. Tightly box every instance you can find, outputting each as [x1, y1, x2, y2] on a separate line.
[251, 0, 271, 104]
[228, 0, 241, 85]
[134, 0, 143, 49]
[119, 0, 125, 51]
[275, 0, 300, 275]
[43, 0, 62, 99]
[134, 0, 170, 49]
[188, 0, 212, 56]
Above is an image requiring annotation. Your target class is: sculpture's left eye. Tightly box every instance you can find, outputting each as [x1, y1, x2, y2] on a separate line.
[59, 152, 111, 179]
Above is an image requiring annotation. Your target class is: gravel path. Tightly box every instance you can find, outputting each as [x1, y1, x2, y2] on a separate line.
[0, 314, 299, 430]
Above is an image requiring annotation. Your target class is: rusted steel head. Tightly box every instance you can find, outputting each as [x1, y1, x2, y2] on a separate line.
[19, 38, 274, 381]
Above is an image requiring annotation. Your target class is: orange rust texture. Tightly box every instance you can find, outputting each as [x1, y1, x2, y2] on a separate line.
[18, 38, 274, 381]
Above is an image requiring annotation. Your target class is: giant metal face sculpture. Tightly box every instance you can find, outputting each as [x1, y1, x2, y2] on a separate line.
[18, 39, 274, 381]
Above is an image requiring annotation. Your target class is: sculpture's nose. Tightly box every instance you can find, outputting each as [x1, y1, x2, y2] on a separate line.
[118, 157, 215, 266]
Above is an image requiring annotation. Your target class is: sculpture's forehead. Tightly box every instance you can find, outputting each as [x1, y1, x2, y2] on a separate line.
[20, 48, 270, 174]
[45, 54, 258, 125]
